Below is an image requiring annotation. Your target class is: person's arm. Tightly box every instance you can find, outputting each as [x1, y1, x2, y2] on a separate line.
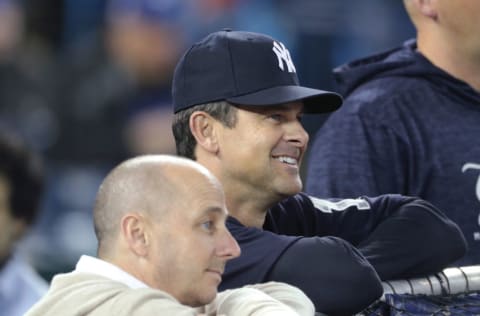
[304, 194, 467, 280]
[356, 198, 467, 279]
[224, 217, 381, 315]
[207, 286, 308, 316]
[268, 194, 467, 280]
[266, 236, 382, 316]
[245, 281, 315, 316]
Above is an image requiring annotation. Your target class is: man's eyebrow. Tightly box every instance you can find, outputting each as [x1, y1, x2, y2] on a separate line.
[202, 206, 227, 217]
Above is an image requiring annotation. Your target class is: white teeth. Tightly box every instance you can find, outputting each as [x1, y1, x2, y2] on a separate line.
[277, 156, 297, 165]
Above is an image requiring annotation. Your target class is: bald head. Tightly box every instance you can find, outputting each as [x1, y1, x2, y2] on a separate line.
[93, 155, 222, 257]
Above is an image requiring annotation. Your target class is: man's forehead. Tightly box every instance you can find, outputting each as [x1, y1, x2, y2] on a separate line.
[191, 205, 228, 221]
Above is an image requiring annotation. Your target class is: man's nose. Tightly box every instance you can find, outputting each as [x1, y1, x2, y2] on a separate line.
[286, 120, 309, 148]
[218, 228, 241, 260]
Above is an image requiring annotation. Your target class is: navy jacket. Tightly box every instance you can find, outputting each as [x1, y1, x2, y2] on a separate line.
[220, 193, 466, 315]
[306, 40, 480, 265]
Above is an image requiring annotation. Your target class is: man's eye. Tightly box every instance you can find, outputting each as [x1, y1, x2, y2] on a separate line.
[201, 221, 214, 231]
[269, 114, 283, 121]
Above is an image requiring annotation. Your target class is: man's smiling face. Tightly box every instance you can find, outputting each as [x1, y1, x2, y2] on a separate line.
[217, 101, 308, 200]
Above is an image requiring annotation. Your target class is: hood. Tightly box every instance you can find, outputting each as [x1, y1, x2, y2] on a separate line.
[333, 39, 479, 102]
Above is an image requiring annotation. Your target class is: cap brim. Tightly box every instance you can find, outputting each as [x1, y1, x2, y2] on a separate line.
[226, 85, 343, 113]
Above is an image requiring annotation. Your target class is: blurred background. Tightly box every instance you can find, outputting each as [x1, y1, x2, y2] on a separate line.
[0, 0, 415, 281]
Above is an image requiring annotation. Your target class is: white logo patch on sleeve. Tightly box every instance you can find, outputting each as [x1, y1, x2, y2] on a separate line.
[309, 196, 371, 213]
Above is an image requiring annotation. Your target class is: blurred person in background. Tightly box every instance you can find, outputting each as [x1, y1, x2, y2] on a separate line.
[306, 0, 480, 265]
[105, 0, 187, 155]
[38, 0, 186, 163]
[18, 0, 189, 279]
[0, 0, 58, 154]
[0, 0, 23, 61]
[0, 128, 47, 316]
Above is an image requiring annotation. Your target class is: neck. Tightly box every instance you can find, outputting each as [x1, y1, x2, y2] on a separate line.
[224, 189, 272, 228]
[417, 30, 480, 91]
[197, 156, 278, 228]
[216, 172, 277, 228]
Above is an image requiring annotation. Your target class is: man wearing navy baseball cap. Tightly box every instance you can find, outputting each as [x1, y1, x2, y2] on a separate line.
[171, 29, 466, 315]
[172, 29, 342, 113]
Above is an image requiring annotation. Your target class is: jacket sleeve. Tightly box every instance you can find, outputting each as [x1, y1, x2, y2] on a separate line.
[266, 236, 382, 316]
[207, 286, 309, 316]
[306, 194, 467, 280]
[355, 198, 467, 280]
[267, 194, 467, 281]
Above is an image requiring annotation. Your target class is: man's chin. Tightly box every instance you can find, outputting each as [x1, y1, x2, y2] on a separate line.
[189, 290, 217, 307]
[276, 184, 303, 199]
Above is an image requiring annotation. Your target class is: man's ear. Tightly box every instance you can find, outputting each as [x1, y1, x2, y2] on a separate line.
[414, 0, 438, 19]
[121, 213, 149, 257]
[189, 111, 219, 154]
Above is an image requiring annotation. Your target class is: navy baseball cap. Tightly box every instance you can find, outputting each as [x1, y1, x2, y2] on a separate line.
[172, 29, 343, 113]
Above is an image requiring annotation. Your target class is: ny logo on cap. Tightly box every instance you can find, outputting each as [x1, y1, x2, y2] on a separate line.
[272, 41, 296, 73]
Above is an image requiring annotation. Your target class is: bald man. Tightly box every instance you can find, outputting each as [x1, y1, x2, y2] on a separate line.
[25, 155, 314, 316]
